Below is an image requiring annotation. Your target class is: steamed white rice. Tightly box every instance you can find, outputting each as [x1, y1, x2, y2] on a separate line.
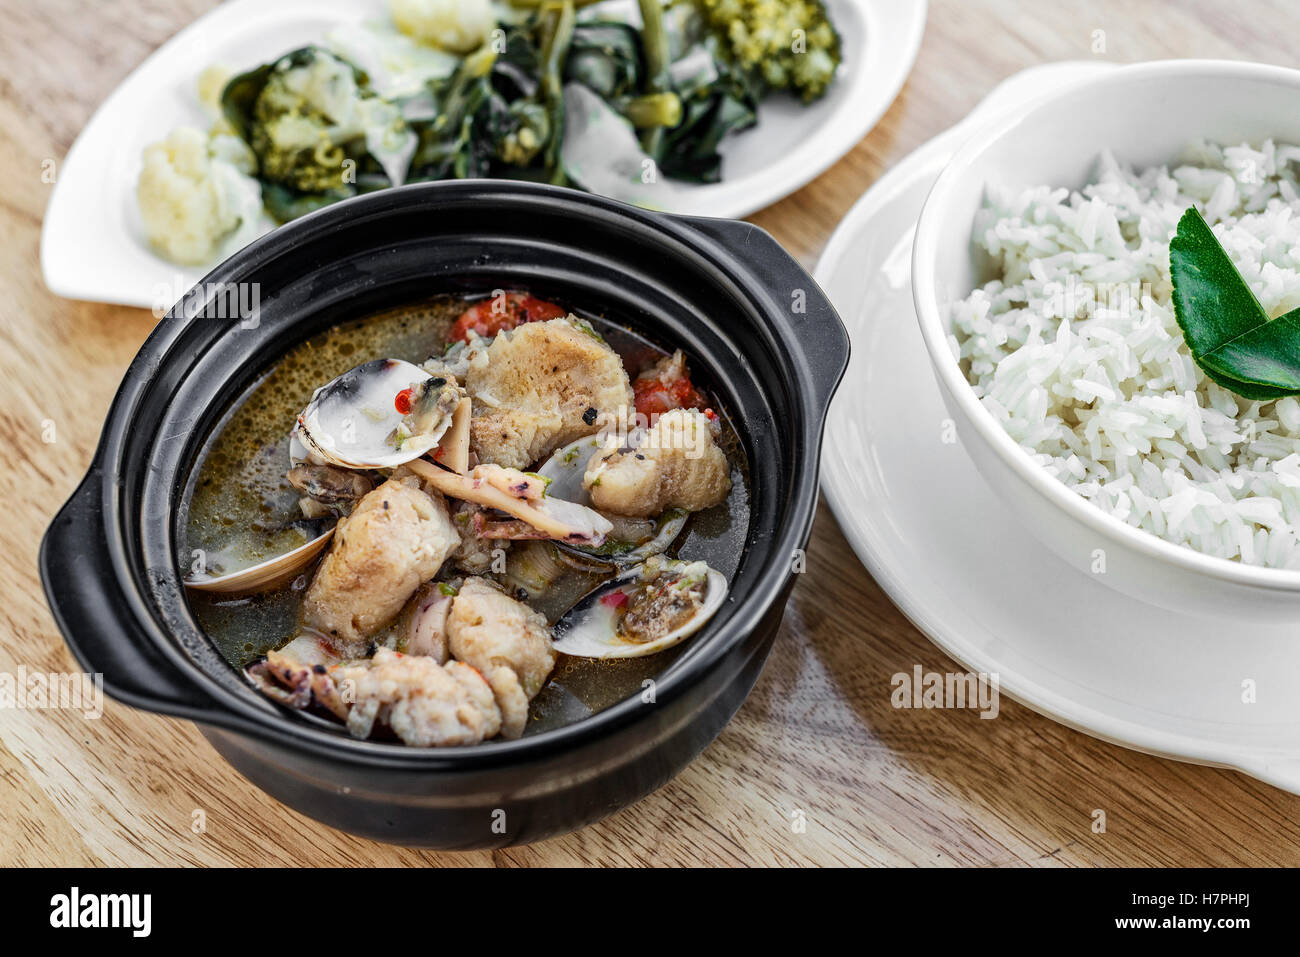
[950, 139, 1300, 568]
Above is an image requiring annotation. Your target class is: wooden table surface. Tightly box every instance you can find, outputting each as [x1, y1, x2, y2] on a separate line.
[4, 0, 1300, 867]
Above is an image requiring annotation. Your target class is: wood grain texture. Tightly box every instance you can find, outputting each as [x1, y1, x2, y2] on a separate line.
[3, 0, 1300, 867]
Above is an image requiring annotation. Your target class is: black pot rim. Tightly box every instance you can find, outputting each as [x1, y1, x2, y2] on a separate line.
[44, 179, 849, 773]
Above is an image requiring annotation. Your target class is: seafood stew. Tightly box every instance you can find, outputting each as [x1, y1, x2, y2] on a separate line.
[183, 292, 750, 747]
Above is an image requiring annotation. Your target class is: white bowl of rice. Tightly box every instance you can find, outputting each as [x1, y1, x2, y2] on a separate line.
[912, 59, 1300, 622]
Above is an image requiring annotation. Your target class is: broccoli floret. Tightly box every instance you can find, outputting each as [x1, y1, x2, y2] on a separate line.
[228, 48, 414, 200]
[694, 0, 842, 103]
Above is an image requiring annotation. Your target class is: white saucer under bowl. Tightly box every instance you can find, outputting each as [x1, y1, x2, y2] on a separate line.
[816, 60, 1300, 795]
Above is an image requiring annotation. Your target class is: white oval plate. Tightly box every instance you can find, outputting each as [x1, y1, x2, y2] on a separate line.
[816, 60, 1300, 795]
[41, 0, 926, 309]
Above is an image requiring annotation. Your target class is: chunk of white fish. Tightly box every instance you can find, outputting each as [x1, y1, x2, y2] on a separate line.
[537, 434, 688, 562]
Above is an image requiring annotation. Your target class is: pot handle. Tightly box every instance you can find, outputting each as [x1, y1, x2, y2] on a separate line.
[40, 470, 233, 726]
[672, 215, 850, 416]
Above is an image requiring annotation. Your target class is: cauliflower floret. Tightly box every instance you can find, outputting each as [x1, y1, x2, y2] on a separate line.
[136, 126, 263, 265]
[391, 0, 495, 54]
[197, 64, 233, 118]
[207, 128, 257, 175]
[200, 65, 257, 176]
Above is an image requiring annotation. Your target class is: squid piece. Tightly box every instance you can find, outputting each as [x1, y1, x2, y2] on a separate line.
[405, 458, 612, 545]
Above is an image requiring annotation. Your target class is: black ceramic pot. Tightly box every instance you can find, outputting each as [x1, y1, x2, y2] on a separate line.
[40, 180, 848, 849]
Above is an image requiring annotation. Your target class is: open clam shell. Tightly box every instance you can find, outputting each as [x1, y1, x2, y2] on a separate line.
[184, 525, 335, 594]
[550, 559, 728, 659]
[296, 358, 459, 469]
[537, 434, 609, 502]
[537, 435, 688, 563]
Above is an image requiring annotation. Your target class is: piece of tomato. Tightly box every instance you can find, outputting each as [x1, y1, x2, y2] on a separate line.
[632, 362, 710, 419]
[449, 292, 566, 343]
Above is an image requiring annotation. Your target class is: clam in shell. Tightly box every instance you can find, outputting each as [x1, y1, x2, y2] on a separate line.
[295, 358, 461, 469]
[551, 558, 727, 658]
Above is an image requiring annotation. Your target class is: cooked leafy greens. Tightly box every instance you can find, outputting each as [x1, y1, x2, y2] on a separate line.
[409, 1, 576, 184]
[656, 22, 758, 182]
[203, 0, 840, 226]
[408, 0, 760, 187]
[1169, 206, 1300, 400]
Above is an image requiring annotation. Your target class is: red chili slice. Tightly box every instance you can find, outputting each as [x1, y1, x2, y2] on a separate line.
[394, 387, 415, 415]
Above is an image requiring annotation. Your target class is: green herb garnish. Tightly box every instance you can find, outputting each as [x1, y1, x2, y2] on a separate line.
[1170, 206, 1300, 400]
[524, 471, 553, 492]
